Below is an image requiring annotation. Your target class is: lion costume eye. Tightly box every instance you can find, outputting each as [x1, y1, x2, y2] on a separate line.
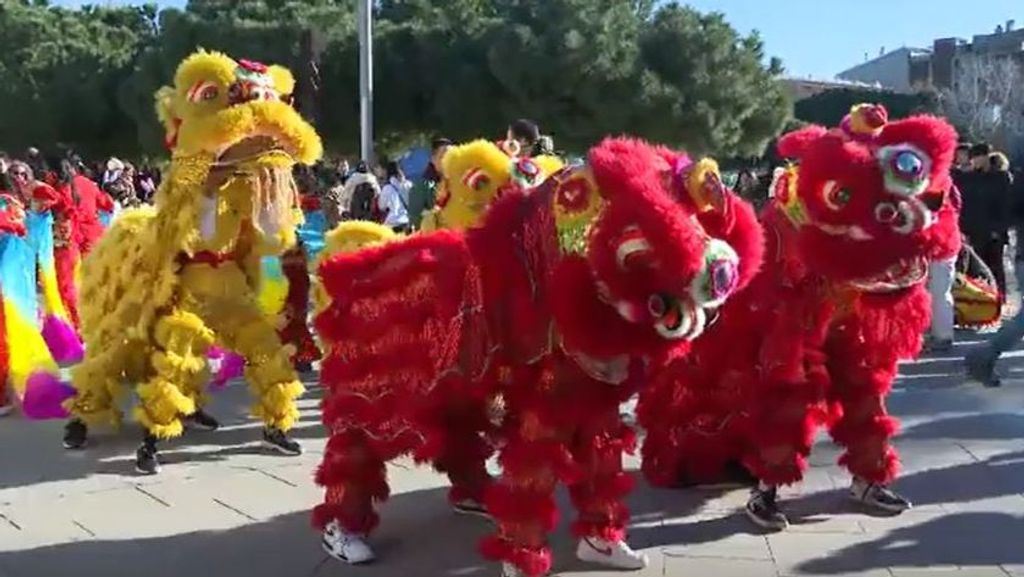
[822, 180, 851, 211]
[186, 81, 220, 103]
[876, 144, 932, 197]
[462, 168, 491, 192]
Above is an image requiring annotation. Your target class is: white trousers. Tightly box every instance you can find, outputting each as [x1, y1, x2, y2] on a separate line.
[928, 257, 956, 341]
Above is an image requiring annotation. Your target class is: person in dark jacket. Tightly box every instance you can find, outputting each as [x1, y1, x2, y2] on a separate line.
[958, 143, 1012, 300]
[408, 137, 451, 230]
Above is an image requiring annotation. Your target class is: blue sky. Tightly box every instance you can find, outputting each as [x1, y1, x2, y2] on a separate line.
[53, 0, 1022, 79]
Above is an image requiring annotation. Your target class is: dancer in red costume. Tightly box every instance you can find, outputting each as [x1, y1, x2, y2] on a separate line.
[636, 104, 961, 529]
[313, 138, 763, 577]
[58, 160, 114, 257]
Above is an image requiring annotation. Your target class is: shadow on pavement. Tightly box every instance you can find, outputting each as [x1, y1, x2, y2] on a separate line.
[796, 511, 1024, 574]
[0, 381, 326, 492]
[0, 481, 637, 577]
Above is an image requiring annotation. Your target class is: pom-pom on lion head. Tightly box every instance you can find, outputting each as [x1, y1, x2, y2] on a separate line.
[772, 103, 960, 291]
[430, 139, 564, 231]
[155, 50, 322, 171]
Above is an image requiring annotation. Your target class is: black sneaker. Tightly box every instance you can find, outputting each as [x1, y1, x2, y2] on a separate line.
[965, 353, 1001, 388]
[851, 479, 912, 513]
[262, 427, 302, 456]
[452, 498, 491, 519]
[63, 419, 89, 450]
[745, 486, 789, 530]
[135, 436, 161, 475]
[184, 409, 220, 431]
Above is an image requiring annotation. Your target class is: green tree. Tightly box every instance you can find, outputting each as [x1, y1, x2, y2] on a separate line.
[794, 87, 940, 128]
[0, 0, 158, 157]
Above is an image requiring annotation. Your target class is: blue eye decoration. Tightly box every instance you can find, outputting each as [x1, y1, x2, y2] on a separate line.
[877, 144, 931, 197]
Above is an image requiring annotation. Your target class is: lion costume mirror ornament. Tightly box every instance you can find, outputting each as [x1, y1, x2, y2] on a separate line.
[61, 50, 323, 474]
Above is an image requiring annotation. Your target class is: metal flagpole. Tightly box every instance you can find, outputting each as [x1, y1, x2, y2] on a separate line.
[358, 0, 374, 163]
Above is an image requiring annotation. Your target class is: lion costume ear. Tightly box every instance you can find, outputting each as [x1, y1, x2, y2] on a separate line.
[154, 85, 181, 150]
[268, 65, 296, 99]
[777, 125, 828, 160]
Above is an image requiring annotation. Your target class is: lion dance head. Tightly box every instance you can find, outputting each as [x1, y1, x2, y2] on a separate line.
[771, 104, 960, 291]
[541, 138, 764, 360]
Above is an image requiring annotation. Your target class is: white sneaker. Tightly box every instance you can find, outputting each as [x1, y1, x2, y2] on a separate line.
[0, 404, 13, 417]
[850, 478, 912, 513]
[500, 562, 525, 577]
[576, 536, 649, 570]
[321, 520, 375, 564]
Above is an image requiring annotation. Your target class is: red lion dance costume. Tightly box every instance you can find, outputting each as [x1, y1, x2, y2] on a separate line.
[637, 105, 961, 529]
[313, 138, 763, 577]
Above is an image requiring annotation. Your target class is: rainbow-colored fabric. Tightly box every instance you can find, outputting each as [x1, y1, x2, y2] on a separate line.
[0, 205, 75, 418]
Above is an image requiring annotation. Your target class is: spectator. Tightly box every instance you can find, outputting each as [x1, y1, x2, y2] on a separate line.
[409, 137, 451, 230]
[7, 161, 60, 213]
[0, 151, 12, 192]
[506, 118, 541, 157]
[958, 143, 1012, 301]
[321, 166, 349, 230]
[378, 160, 412, 234]
[104, 160, 140, 210]
[951, 143, 972, 187]
[925, 181, 963, 352]
[24, 147, 51, 185]
[344, 162, 381, 222]
[135, 166, 157, 203]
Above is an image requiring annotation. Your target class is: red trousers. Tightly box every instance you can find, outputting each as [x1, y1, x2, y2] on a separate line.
[54, 246, 80, 328]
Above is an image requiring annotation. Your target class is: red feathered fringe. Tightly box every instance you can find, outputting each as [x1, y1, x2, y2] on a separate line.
[479, 536, 552, 577]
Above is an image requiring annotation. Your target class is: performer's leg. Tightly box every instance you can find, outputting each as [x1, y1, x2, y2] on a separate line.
[481, 409, 566, 577]
[423, 389, 494, 515]
[568, 404, 647, 570]
[65, 339, 143, 449]
[132, 309, 215, 474]
[828, 361, 910, 513]
[742, 353, 829, 530]
[54, 246, 80, 328]
[198, 267, 305, 455]
[279, 246, 319, 372]
[313, 428, 386, 564]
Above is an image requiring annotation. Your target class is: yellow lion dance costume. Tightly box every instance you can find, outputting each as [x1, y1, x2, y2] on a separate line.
[62, 51, 323, 475]
[419, 139, 563, 232]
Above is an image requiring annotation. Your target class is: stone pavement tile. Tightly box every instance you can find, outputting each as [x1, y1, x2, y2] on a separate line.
[315, 495, 495, 577]
[891, 569, 1008, 576]
[940, 495, 1024, 514]
[887, 567, 960, 574]
[857, 509, 947, 534]
[0, 486, 171, 541]
[554, 549, 665, 576]
[140, 468, 319, 522]
[654, 513, 772, 561]
[0, 511, 86, 552]
[663, 555, 776, 577]
[768, 531, 897, 577]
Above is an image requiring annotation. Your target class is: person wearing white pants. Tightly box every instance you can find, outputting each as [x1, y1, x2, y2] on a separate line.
[927, 257, 956, 351]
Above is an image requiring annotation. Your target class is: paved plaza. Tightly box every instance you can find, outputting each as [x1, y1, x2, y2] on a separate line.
[1, 335, 1023, 577]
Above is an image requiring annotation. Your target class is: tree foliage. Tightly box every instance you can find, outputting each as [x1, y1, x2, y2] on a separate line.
[0, 0, 791, 160]
[794, 87, 940, 128]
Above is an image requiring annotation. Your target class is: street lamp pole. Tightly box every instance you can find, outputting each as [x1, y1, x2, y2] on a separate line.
[357, 0, 374, 163]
